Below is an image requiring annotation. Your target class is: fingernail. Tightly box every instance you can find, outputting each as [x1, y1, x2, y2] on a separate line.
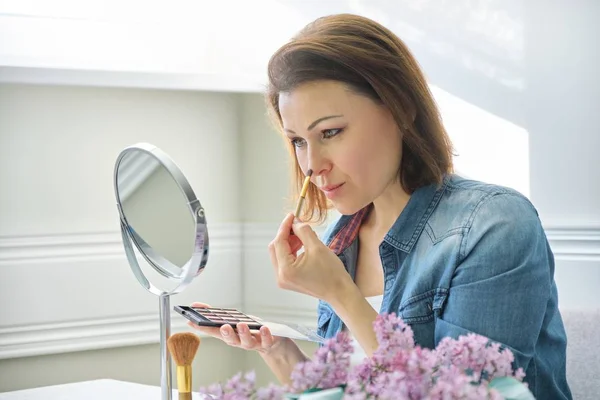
[220, 327, 229, 336]
[261, 329, 267, 336]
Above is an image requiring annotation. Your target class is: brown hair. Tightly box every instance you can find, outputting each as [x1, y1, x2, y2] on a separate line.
[266, 13, 454, 224]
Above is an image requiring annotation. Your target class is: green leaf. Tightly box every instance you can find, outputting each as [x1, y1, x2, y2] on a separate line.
[489, 377, 536, 400]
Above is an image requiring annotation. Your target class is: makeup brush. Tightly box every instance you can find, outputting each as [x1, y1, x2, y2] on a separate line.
[167, 332, 201, 400]
[294, 169, 313, 218]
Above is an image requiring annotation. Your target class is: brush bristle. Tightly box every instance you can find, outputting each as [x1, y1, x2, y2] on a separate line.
[167, 332, 201, 366]
[307, 169, 313, 176]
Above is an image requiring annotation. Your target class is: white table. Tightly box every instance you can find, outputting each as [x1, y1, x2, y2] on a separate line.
[0, 379, 206, 399]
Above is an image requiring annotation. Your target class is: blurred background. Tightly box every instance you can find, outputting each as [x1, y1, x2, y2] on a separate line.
[0, 0, 598, 393]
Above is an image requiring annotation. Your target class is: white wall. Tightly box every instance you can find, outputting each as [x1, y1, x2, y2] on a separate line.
[0, 84, 246, 391]
[0, 0, 598, 394]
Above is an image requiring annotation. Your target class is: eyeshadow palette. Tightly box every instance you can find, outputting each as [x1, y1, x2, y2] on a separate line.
[174, 305, 263, 330]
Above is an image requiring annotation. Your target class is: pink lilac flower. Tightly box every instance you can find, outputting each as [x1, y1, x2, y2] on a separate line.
[348, 350, 439, 399]
[342, 391, 368, 400]
[202, 382, 224, 398]
[357, 313, 418, 380]
[428, 365, 504, 400]
[373, 313, 415, 351]
[346, 316, 436, 398]
[255, 384, 286, 400]
[434, 333, 523, 383]
[224, 371, 256, 395]
[290, 331, 354, 393]
[201, 313, 527, 399]
[198, 371, 257, 400]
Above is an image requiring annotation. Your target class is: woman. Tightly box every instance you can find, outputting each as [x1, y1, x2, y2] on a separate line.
[190, 13, 572, 399]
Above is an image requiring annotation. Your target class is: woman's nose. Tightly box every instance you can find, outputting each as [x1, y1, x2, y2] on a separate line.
[306, 145, 330, 178]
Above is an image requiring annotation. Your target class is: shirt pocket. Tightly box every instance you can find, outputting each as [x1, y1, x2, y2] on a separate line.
[397, 289, 448, 348]
[399, 290, 437, 323]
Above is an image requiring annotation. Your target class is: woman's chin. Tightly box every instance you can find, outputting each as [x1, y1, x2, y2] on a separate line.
[332, 201, 368, 216]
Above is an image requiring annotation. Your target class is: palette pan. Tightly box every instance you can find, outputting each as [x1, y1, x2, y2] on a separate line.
[174, 305, 263, 330]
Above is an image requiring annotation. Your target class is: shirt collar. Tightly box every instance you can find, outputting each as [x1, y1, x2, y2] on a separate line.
[326, 176, 449, 255]
[327, 205, 372, 255]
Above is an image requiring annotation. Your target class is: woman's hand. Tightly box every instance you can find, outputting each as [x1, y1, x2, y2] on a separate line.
[269, 214, 380, 359]
[186, 302, 286, 355]
[268, 213, 354, 304]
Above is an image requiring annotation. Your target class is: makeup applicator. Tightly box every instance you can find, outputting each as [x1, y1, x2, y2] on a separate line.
[294, 169, 313, 218]
[167, 332, 201, 400]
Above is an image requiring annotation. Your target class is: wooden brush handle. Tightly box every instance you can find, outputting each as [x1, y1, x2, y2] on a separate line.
[178, 392, 193, 400]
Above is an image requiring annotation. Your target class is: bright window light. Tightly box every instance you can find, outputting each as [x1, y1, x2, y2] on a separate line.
[430, 84, 530, 197]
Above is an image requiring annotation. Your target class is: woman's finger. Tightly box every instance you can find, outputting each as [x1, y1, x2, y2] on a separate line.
[236, 323, 258, 349]
[291, 222, 321, 249]
[275, 213, 296, 239]
[188, 322, 275, 353]
[273, 217, 298, 268]
[219, 324, 241, 346]
[289, 234, 303, 255]
[273, 237, 296, 269]
[269, 213, 301, 274]
[190, 302, 211, 308]
[268, 239, 280, 276]
[259, 326, 275, 351]
[187, 322, 222, 338]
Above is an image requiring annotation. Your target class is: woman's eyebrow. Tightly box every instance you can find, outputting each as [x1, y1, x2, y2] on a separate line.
[284, 114, 344, 134]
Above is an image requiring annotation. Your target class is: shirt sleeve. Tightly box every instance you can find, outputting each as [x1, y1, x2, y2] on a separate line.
[434, 191, 555, 371]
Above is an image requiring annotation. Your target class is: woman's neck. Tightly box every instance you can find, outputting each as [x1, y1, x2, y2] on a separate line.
[364, 181, 411, 240]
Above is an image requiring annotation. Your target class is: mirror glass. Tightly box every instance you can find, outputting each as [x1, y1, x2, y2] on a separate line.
[116, 150, 196, 271]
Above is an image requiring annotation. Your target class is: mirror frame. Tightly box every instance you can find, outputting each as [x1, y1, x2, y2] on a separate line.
[113, 142, 209, 296]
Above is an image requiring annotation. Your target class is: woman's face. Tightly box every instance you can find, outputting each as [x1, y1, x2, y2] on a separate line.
[279, 80, 403, 215]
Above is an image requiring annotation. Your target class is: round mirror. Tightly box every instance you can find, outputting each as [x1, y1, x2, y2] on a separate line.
[114, 143, 209, 296]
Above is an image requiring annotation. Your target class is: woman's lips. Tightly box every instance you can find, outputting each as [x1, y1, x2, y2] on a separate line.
[320, 183, 345, 199]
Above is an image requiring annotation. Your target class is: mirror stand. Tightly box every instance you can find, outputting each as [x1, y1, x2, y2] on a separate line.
[159, 293, 172, 400]
[114, 143, 209, 400]
[119, 221, 175, 400]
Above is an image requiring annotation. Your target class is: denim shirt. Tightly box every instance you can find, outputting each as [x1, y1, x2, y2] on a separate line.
[317, 175, 572, 400]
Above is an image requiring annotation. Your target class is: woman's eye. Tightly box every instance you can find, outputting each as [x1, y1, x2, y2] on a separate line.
[291, 138, 306, 148]
[290, 128, 342, 148]
[322, 128, 343, 138]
